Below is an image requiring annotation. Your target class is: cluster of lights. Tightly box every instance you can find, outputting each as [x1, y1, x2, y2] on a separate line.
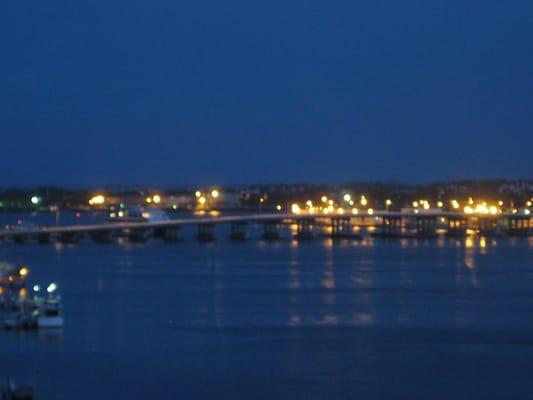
[146, 194, 161, 204]
[195, 189, 220, 208]
[88, 195, 105, 206]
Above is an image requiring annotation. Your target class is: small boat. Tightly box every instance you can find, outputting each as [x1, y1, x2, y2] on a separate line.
[3, 283, 63, 330]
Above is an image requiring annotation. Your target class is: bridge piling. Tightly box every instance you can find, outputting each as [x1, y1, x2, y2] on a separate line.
[197, 223, 215, 242]
[230, 222, 248, 241]
[262, 220, 282, 241]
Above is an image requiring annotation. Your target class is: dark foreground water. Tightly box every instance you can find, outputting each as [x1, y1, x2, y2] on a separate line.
[1, 226, 533, 398]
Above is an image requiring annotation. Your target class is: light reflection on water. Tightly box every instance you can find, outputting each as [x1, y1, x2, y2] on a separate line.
[0, 223, 532, 399]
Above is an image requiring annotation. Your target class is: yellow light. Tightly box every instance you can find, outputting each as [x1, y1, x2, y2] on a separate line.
[437, 201, 443, 208]
[475, 204, 489, 214]
[527, 201, 532, 207]
[351, 208, 359, 215]
[211, 190, 219, 199]
[412, 201, 419, 208]
[306, 200, 313, 207]
[276, 205, 282, 211]
[423, 202, 430, 210]
[498, 200, 504, 206]
[385, 199, 392, 206]
[451, 200, 460, 209]
[464, 206, 474, 214]
[291, 204, 301, 214]
[337, 208, 344, 215]
[468, 197, 474, 205]
[489, 206, 498, 215]
[328, 200, 334, 206]
[512, 208, 518, 214]
[195, 191, 201, 198]
[349, 200, 354, 206]
[19, 267, 29, 277]
[118, 211, 124, 217]
[152, 194, 161, 204]
[199, 196, 206, 205]
[343, 194, 351, 202]
[146, 197, 152, 204]
[321, 196, 328, 203]
[89, 195, 105, 206]
[360, 196, 368, 206]
[327, 205, 334, 213]
[367, 208, 374, 215]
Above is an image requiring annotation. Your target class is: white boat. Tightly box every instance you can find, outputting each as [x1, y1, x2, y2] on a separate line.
[2, 283, 64, 330]
[34, 298, 63, 329]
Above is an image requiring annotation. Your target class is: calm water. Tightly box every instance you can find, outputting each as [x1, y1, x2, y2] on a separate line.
[1, 213, 533, 399]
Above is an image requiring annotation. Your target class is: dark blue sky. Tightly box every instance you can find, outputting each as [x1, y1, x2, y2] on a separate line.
[1, 0, 532, 186]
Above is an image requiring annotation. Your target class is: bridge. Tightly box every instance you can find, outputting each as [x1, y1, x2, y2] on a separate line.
[0, 211, 530, 244]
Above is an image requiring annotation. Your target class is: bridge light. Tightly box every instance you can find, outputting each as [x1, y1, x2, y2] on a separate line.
[351, 208, 359, 215]
[291, 204, 301, 214]
[367, 208, 374, 215]
[337, 208, 344, 214]
[437, 201, 443, 208]
[152, 194, 161, 204]
[464, 206, 474, 214]
[412, 201, 419, 208]
[423, 202, 430, 210]
[199, 196, 206, 205]
[360, 196, 368, 206]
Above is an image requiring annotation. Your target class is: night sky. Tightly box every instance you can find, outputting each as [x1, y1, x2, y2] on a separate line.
[1, 1, 532, 186]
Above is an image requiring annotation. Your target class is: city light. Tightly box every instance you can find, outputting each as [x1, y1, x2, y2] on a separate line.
[198, 196, 206, 205]
[88, 195, 105, 206]
[306, 200, 313, 207]
[195, 191, 202, 198]
[437, 201, 443, 208]
[451, 200, 460, 209]
[30, 195, 41, 205]
[152, 194, 161, 204]
[276, 204, 282, 211]
[367, 208, 374, 215]
[360, 196, 368, 206]
[343, 194, 351, 202]
[385, 199, 392, 206]
[351, 208, 359, 215]
[211, 190, 219, 198]
[19, 267, 29, 277]
[146, 197, 152, 204]
[412, 201, 419, 208]
[291, 204, 301, 214]
[321, 196, 328, 203]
